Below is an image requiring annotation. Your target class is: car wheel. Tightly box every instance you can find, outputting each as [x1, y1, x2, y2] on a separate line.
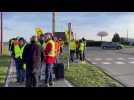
[103, 46, 106, 49]
[117, 46, 121, 50]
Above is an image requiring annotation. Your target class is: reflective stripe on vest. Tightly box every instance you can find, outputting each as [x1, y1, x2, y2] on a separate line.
[46, 40, 55, 57]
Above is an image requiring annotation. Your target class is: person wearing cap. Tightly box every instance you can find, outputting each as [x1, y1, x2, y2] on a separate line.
[43, 33, 56, 87]
[23, 36, 41, 87]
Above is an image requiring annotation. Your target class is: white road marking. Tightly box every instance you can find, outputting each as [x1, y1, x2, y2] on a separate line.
[95, 58, 102, 61]
[117, 58, 125, 60]
[128, 58, 134, 60]
[101, 62, 111, 65]
[87, 58, 91, 60]
[128, 61, 134, 64]
[105, 58, 113, 61]
[115, 61, 125, 64]
[92, 62, 97, 64]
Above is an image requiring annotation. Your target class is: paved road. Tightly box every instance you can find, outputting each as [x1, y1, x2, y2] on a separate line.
[86, 47, 134, 87]
[5, 59, 73, 87]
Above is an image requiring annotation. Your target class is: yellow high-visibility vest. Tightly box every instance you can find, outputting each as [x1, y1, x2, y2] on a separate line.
[80, 42, 85, 52]
[20, 44, 26, 59]
[14, 45, 21, 59]
[14, 44, 26, 59]
[45, 40, 55, 57]
[70, 40, 76, 50]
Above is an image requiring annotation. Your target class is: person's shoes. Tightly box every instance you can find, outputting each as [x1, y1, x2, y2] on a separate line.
[49, 81, 54, 86]
[44, 83, 49, 87]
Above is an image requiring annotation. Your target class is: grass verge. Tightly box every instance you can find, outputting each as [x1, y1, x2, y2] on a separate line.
[0, 47, 10, 87]
[123, 45, 134, 48]
[65, 63, 122, 87]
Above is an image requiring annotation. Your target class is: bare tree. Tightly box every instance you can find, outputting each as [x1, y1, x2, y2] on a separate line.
[97, 31, 108, 41]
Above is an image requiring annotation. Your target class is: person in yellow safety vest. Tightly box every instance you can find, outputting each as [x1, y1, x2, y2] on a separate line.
[79, 39, 85, 63]
[42, 33, 56, 87]
[82, 37, 86, 61]
[14, 37, 26, 83]
[70, 39, 76, 62]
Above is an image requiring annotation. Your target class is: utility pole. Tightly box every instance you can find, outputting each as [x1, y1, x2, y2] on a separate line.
[52, 12, 56, 35]
[67, 22, 72, 69]
[0, 12, 3, 56]
[127, 29, 128, 42]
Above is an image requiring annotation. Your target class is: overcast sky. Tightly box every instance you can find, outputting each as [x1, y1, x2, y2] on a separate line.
[2, 12, 134, 42]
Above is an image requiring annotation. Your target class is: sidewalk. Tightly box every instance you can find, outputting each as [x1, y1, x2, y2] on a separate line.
[5, 59, 73, 87]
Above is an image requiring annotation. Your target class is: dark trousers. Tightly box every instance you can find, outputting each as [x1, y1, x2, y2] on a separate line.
[70, 50, 75, 62]
[26, 69, 37, 87]
[26, 63, 38, 87]
[60, 47, 63, 54]
[79, 51, 85, 61]
[76, 48, 79, 59]
[14, 58, 25, 82]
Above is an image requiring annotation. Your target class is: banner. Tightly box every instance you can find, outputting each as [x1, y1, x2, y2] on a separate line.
[35, 27, 43, 36]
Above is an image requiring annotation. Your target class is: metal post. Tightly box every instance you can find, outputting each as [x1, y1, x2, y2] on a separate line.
[0, 12, 3, 56]
[127, 29, 128, 42]
[67, 22, 71, 69]
[52, 12, 55, 34]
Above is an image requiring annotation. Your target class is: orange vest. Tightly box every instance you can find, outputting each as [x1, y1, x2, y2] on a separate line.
[55, 41, 59, 55]
[59, 41, 62, 48]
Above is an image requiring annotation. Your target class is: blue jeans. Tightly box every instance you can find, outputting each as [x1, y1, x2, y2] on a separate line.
[45, 64, 54, 83]
[15, 58, 25, 82]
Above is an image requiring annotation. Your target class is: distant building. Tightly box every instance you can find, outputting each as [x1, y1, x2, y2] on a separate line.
[54, 32, 74, 42]
[45, 32, 74, 42]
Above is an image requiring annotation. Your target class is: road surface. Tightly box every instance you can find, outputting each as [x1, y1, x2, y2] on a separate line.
[86, 47, 134, 87]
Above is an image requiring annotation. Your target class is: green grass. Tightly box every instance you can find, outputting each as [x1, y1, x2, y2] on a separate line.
[123, 45, 134, 48]
[0, 47, 10, 87]
[65, 63, 122, 87]
[59, 53, 68, 60]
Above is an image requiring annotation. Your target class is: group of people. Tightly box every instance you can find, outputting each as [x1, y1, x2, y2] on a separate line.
[70, 38, 86, 63]
[9, 33, 64, 87]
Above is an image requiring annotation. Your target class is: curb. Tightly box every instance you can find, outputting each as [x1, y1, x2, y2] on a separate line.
[64, 79, 73, 87]
[86, 59, 128, 87]
[4, 58, 12, 87]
